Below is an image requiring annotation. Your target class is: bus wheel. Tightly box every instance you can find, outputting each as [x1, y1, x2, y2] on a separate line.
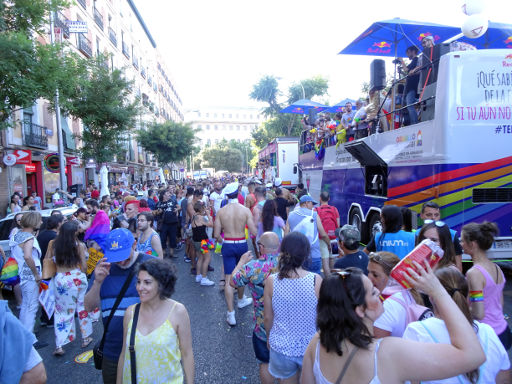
[366, 213, 382, 244]
[349, 208, 363, 235]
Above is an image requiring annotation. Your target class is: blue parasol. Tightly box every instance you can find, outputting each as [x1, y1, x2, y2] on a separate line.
[458, 21, 512, 49]
[279, 99, 328, 114]
[324, 98, 358, 113]
[339, 18, 461, 57]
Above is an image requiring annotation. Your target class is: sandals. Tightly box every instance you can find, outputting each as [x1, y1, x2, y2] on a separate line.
[219, 279, 226, 287]
[81, 337, 93, 348]
[53, 347, 65, 356]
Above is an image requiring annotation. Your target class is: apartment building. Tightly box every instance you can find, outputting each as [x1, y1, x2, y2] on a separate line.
[0, 0, 183, 213]
[185, 107, 264, 148]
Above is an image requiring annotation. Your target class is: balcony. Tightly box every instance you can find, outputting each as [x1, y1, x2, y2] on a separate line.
[93, 7, 104, 30]
[141, 67, 146, 79]
[122, 41, 130, 59]
[132, 56, 139, 71]
[54, 12, 69, 39]
[108, 27, 117, 46]
[23, 121, 48, 149]
[78, 33, 92, 57]
[77, 0, 86, 9]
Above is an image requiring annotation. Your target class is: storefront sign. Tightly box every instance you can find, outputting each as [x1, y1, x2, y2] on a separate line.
[13, 149, 32, 164]
[44, 153, 63, 173]
[3, 154, 16, 166]
[25, 163, 36, 173]
[66, 156, 81, 166]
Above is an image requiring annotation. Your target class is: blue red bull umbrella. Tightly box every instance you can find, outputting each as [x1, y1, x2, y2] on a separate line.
[279, 99, 328, 114]
[458, 21, 512, 49]
[339, 18, 461, 57]
[324, 98, 358, 113]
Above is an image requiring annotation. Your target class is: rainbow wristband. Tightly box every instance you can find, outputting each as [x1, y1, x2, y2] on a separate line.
[469, 290, 484, 302]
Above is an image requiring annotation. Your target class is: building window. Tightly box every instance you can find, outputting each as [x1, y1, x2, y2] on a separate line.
[236, 114, 239, 118]
[198, 112, 201, 117]
[197, 124, 202, 130]
[236, 126, 240, 131]
[228, 114, 232, 118]
[214, 113, 217, 118]
[250, 114, 253, 119]
[214, 125, 218, 130]
[222, 113, 225, 118]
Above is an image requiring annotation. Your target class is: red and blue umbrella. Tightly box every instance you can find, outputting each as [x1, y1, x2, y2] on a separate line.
[280, 99, 328, 114]
[339, 18, 461, 57]
[324, 98, 358, 113]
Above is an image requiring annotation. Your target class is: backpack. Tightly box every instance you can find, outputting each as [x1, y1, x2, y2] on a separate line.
[315, 205, 338, 238]
[387, 290, 434, 325]
[292, 210, 319, 245]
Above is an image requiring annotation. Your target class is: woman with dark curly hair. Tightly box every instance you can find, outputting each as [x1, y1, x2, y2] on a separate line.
[117, 258, 194, 384]
[263, 232, 322, 383]
[50, 221, 91, 356]
[301, 265, 486, 383]
[257, 199, 286, 241]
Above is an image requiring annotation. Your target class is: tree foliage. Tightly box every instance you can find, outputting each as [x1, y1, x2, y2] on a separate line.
[137, 120, 197, 167]
[249, 75, 281, 117]
[58, 55, 140, 163]
[0, 0, 75, 128]
[202, 146, 243, 173]
[287, 76, 329, 105]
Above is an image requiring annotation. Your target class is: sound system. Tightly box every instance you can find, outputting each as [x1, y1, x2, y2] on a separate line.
[370, 59, 386, 92]
[420, 83, 437, 122]
[418, 43, 451, 88]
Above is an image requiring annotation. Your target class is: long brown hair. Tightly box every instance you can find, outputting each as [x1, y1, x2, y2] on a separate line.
[435, 267, 478, 383]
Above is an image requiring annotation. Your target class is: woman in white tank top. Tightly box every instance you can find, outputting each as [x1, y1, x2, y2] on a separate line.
[301, 264, 486, 383]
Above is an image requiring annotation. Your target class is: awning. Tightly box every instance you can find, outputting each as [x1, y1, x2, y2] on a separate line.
[344, 139, 410, 166]
[61, 117, 75, 150]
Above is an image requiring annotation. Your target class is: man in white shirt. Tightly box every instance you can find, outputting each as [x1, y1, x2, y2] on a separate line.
[209, 181, 224, 217]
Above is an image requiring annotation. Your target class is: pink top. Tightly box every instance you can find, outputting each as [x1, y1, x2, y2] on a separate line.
[473, 264, 507, 334]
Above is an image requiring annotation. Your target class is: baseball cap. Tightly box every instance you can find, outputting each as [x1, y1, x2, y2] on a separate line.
[274, 178, 282, 187]
[103, 228, 135, 263]
[336, 224, 361, 246]
[299, 195, 318, 204]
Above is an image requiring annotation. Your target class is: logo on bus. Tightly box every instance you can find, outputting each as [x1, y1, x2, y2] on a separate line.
[503, 53, 512, 67]
[396, 130, 423, 147]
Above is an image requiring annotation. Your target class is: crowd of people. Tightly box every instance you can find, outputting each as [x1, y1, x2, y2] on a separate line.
[1, 175, 510, 383]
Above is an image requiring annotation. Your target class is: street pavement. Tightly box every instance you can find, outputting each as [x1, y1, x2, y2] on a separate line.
[27, 246, 261, 384]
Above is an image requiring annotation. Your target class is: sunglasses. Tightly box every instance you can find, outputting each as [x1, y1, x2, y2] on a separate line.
[369, 252, 394, 269]
[423, 220, 446, 227]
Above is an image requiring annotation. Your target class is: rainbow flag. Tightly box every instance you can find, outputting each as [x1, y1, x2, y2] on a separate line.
[84, 210, 111, 251]
[0, 257, 20, 286]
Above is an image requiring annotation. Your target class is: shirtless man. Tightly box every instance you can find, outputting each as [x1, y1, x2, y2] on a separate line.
[245, 181, 257, 212]
[274, 178, 295, 205]
[214, 182, 257, 326]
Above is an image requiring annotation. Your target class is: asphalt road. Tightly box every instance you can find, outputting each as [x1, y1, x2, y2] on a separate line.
[21, 246, 260, 384]
[5, 254, 512, 383]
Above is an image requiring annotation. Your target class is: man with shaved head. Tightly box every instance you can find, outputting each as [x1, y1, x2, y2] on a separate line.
[230, 232, 280, 384]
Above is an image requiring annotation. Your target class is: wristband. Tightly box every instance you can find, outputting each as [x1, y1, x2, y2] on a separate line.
[469, 290, 483, 302]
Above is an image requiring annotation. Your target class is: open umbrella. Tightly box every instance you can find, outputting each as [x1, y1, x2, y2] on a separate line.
[99, 165, 109, 199]
[280, 99, 328, 114]
[339, 18, 461, 57]
[324, 98, 358, 113]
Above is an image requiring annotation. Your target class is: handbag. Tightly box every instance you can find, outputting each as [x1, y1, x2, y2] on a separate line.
[93, 265, 137, 370]
[42, 257, 56, 280]
[129, 304, 140, 384]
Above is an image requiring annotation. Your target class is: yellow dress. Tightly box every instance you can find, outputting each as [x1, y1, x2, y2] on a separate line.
[123, 303, 183, 384]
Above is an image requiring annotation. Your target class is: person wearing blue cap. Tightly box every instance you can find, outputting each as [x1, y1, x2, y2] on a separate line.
[285, 195, 330, 274]
[84, 228, 153, 384]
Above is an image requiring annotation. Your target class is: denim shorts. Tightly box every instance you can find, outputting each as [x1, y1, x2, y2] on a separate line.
[252, 332, 269, 363]
[268, 348, 303, 379]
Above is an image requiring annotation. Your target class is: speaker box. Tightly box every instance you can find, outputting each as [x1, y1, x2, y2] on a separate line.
[370, 59, 386, 91]
[420, 83, 437, 121]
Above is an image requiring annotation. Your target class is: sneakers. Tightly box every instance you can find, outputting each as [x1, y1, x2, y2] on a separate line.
[226, 311, 236, 326]
[237, 295, 253, 309]
[195, 275, 202, 283]
[200, 277, 215, 286]
[184, 257, 192, 263]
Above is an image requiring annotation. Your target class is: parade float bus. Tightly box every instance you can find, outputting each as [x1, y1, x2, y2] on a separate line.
[258, 137, 299, 188]
[298, 49, 512, 260]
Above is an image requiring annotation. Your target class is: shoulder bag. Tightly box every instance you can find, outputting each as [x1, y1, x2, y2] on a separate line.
[129, 303, 140, 384]
[93, 266, 137, 370]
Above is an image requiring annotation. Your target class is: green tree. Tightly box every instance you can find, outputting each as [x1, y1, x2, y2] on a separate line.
[58, 55, 140, 163]
[287, 76, 329, 104]
[137, 120, 197, 167]
[249, 75, 281, 117]
[202, 147, 243, 173]
[0, 0, 79, 129]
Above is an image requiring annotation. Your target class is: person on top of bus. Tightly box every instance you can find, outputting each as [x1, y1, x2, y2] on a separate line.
[418, 201, 463, 271]
[363, 205, 415, 260]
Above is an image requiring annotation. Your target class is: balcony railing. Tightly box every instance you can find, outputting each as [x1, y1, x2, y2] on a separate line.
[122, 41, 130, 59]
[23, 121, 48, 149]
[132, 56, 139, 70]
[108, 27, 117, 46]
[141, 67, 146, 79]
[93, 7, 104, 30]
[78, 33, 92, 57]
[54, 12, 70, 38]
[77, 0, 86, 9]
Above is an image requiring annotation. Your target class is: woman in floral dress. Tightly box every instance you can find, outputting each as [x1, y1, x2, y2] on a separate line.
[49, 221, 92, 355]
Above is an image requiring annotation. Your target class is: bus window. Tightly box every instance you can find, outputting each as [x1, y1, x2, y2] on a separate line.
[365, 165, 387, 197]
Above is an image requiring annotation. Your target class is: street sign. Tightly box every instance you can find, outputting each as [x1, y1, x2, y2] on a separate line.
[3, 154, 16, 166]
[66, 156, 81, 166]
[67, 21, 88, 33]
[13, 149, 32, 165]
